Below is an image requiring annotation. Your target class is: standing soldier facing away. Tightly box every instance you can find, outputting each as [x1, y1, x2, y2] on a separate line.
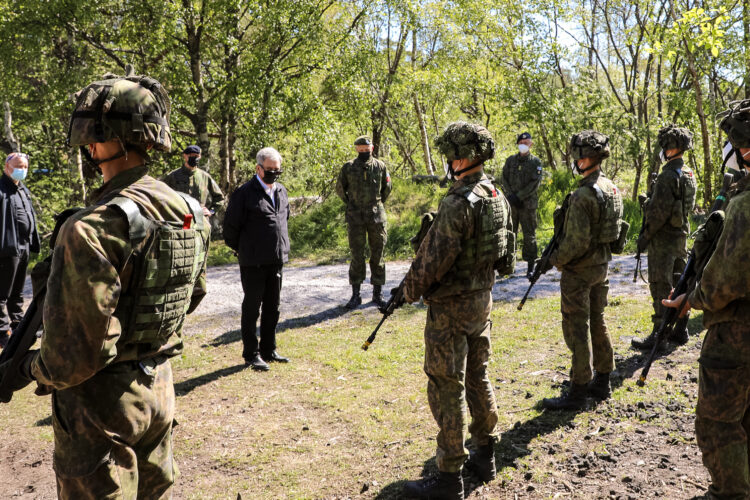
[501, 131, 542, 279]
[631, 125, 696, 350]
[336, 136, 392, 309]
[400, 122, 515, 499]
[663, 99, 750, 500]
[542, 130, 623, 411]
[0, 73, 210, 498]
[162, 144, 225, 219]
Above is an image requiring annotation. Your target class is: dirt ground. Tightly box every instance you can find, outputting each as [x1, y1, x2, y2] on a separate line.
[0, 256, 713, 499]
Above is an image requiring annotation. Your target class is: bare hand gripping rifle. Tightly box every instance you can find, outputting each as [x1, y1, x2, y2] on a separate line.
[518, 194, 570, 311]
[637, 172, 734, 386]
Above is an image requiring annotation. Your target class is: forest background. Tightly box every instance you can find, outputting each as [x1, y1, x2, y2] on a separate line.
[0, 0, 742, 261]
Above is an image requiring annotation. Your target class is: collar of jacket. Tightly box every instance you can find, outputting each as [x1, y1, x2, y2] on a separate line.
[449, 171, 485, 194]
[578, 168, 602, 187]
[91, 165, 149, 203]
[663, 158, 684, 171]
[0, 172, 20, 192]
[179, 165, 196, 176]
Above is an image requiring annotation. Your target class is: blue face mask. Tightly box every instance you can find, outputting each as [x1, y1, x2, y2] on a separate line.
[10, 168, 27, 181]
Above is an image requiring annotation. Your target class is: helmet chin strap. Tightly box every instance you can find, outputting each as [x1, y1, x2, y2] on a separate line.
[81, 144, 128, 167]
[451, 159, 482, 177]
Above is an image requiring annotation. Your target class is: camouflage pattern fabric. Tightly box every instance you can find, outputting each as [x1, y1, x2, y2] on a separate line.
[346, 221, 387, 286]
[30, 165, 209, 496]
[403, 172, 499, 302]
[162, 165, 225, 213]
[642, 159, 696, 240]
[434, 122, 495, 163]
[424, 293, 498, 473]
[550, 170, 614, 271]
[336, 156, 391, 285]
[647, 232, 687, 325]
[694, 322, 750, 499]
[501, 153, 541, 262]
[560, 264, 614, 384]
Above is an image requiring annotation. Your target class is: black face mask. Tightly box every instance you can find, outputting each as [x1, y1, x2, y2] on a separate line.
[187, 156, 199, 167]
[357, 151, 371, 161]
[261, 168, 282, 184]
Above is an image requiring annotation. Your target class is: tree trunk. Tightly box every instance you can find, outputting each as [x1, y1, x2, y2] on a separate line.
[2, 102, 19, 153]
[413, 95, 434, 175]
[745, 0, 750, 97]
[75, 147, 87, 205]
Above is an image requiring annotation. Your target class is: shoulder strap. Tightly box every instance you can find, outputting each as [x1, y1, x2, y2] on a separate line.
[589, 183, 606, 205]
[176, 192, 205, 230]
[106, 196, 149, 244]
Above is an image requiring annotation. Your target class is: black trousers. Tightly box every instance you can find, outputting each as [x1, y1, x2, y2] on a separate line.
[0, 252, 29, 331]
[239, 264, 282, 359]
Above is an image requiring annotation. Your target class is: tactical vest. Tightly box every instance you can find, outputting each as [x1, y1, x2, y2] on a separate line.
[441, 179, 513, 283]
[108, 193, 208, 347]
[670, 167, 697, 229]
[589, 177, 623, 244]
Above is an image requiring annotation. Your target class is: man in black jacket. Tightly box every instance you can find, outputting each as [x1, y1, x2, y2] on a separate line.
[0, 152, 40, 348]
[224, 147, 290, 371]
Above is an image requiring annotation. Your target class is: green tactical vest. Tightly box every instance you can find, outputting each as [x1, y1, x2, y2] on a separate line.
[670, 166, 697, 230]
[441, 179, 513, 283]
[108, 193, 208, 347]
[589, 176, 623, 244]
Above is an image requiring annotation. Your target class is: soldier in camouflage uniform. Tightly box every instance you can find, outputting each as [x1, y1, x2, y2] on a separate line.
[663, 99, 750, 499]
[632, 125, 697, 350]
[0, 73, 209, 498]
[400, 122, 515, 500]
[162, 144, 225, 218]
[501, 132, 542, 279]
[543, 130, 624, 411]
[336, 136, 392, 309]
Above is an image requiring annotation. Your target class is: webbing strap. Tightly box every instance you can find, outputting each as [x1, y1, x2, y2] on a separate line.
[71, 110, 168, 127]
[107, 196, 149, 243]
[176, 192, 205, 230]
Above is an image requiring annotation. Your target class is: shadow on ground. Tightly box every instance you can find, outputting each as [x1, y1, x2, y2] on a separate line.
[174, 364, 247, 396]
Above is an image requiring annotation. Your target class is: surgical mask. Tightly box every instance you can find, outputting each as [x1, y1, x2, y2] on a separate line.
[444, 160, 455, 180]
[722, 141, 741, 172]
[261, 167, 282, 184]
[570, 159, 581, 175]
[357, 151, 371, 161]
[518, 144, 530, 154]
[10, 168, 27, 181]
[659, 150, 666, 163]
[187, 156, 199, 167]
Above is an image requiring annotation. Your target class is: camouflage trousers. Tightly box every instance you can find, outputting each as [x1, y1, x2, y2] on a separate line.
[52, 358, 177, 500]
[648, 233, 687, 325]
[560, 264, 614, 385]
[347, 221, 387, 286]
[510, 205, 538, 262]
[695, 321, 750, 499]
[424, 291, 499, 473]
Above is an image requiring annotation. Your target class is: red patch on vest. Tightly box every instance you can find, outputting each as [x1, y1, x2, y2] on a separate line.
[492, 189, 498, 197]
[386, 175, 391, 183]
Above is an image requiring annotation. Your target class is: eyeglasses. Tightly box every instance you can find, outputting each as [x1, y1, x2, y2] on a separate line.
[5, 152, 29, 165]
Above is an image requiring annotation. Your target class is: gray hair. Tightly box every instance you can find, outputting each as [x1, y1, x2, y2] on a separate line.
[5, 152, 29, 166]
[256, 147, 282, 166]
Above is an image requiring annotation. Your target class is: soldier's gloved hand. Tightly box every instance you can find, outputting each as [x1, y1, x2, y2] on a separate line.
[638, 193, 648, 208]
[637, 234, 648, 253]
[507, 193, 521, 208]
[0, 350, 38, 394]
[537, 258, 553, 274]
[390, 287, 406, 307]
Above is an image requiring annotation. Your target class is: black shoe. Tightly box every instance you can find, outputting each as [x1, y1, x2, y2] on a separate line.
[464, 441, 496, 483]
[588, 372, 611, 400]
[245, 353, 269, 371]
[631, 328, 663, 350]
[402, 471, 463, 500]
[345, 284, 362, 310]
[262, 351, 290, 363]
[669, 316, 689, 345]
[542, 383, 587, 411]
[372, 285, 386, 309]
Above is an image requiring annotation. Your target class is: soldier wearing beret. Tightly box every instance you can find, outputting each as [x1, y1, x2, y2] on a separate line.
[335, 136, 392, 309]
[162, 144, 225, 219]
[501, 132, 542, 279]
[631, 125, 697, 350]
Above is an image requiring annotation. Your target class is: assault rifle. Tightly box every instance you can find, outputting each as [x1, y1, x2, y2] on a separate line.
[633, 172, 658, 283]
[517, 195, 569, 311]
[637, 172, 734, 386]
[362, 278, 405, 351]
[0, 207, 82, 403]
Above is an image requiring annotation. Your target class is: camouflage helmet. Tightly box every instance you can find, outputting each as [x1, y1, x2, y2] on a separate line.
[657, 124, 693, 152]
[67, 73, 171, 151]
[719, 100, 750, 148]
[569, 130, 610, 161]
[354, 136, 372, 146]
[434, 121, 495, 163]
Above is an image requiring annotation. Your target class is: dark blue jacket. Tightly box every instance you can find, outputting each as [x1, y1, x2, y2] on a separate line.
[0, 173, 40, 257]
[223, 176, 290, 267]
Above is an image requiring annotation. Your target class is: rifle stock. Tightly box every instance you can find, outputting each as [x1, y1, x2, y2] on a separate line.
[362, 278, 405, 351]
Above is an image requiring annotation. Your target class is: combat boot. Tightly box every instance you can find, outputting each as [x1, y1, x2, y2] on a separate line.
[630, 326, 665, 351]
[402, 471, 463, 500]
[542, 383, 587, 411]
[345, 284, 362, 310]
[372, 285, 386, 309]
[464, 440, 496, 483]
[668, 316, 689, 346]
[526, 260, 535, 281]
[588, 372, 611, 400]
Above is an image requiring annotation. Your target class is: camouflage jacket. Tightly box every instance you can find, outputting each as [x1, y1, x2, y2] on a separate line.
[335, 156, 392, 224]
[162, 165, 225, 213]
[501, 153, 542, 208]
[31, 166, 209, 390]
[403, 172, 497, 303]
[689, 176, 750, 327]
[643, 158, 696, 239]
[550, 169, 613, 271]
